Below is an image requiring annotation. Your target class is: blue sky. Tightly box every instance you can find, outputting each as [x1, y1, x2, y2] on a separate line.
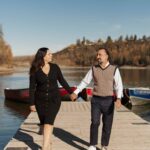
[0, 0, 150, 56]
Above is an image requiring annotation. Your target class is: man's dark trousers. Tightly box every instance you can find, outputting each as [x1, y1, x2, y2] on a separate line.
[90, 95, 114, 146]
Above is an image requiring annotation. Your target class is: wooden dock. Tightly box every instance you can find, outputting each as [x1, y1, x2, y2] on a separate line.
[4, 102, 150, 150]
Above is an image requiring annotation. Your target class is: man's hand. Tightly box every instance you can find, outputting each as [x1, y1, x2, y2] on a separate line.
[70, 93, 78, 101]
[115, 99, 122, 109]
[30, 105, 36, 112]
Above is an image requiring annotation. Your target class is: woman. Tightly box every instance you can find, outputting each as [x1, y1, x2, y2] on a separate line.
[29, 47, 73, 150]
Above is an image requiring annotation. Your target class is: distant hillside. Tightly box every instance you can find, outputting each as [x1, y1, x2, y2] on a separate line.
[13, 55, 33, 67]
[0, 24, 149, 68]
[53, 35, 150, 66]
[5, 35, 150, 68]
[53, 44, 98, 66]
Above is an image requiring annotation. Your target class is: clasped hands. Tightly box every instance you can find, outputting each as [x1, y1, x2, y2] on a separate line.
[70, 93, 78, 101]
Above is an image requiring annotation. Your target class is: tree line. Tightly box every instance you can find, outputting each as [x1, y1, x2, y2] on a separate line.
[0, 25, 150, 67]
[54, 35, 150, 66]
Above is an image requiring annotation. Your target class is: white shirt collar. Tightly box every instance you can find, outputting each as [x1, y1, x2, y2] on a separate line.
[105, 62, 110, 67]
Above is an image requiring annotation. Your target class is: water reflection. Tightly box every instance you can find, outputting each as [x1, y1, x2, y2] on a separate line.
[0, 68, 149, 94]
[0, 73, 29, 96]
[0, 67, 150, 149]
[120, 69, 150, 88]
[4, 100, 30, 118]
[131, 104, 150, 122]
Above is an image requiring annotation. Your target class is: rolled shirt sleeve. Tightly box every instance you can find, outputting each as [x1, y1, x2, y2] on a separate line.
[74, 68, 93, 95]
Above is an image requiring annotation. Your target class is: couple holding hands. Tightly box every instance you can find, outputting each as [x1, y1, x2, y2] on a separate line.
[29, 47, 123, 150]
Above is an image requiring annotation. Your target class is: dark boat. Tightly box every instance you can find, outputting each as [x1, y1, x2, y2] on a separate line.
[126, 87, 150, 105]
[4, 88, 29, 103]
[4, 87, 131, 108]
[4, 87, 87, 103]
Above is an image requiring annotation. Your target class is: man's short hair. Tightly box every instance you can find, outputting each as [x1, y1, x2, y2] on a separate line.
[97, 47, 110, 56]
[97, 47, 111, 61]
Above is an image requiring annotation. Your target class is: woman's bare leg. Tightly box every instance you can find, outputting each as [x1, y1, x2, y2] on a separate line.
[42, 124, 53, 150]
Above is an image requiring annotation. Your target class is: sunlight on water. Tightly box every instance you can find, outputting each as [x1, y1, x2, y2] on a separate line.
[0, 68, 150, 149]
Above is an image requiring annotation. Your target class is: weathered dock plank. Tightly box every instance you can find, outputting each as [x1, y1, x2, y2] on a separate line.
[4, 102, 150, 150]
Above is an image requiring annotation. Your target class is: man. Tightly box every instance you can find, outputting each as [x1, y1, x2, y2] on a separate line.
[71, 48, 123, 150]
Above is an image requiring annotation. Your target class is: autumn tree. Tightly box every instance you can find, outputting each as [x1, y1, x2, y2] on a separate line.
[0, 25, 13, 66]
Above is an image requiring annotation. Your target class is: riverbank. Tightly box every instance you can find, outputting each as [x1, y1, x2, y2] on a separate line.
[120, 65, 150, 69]
[0, 66, 14, 75]
[0, 65, 150, 75]
[0, 66, 29, 75]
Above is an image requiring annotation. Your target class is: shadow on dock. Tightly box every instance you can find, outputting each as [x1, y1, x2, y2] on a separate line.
[53, 127, 100, 150]
[13, 128, 41, 150]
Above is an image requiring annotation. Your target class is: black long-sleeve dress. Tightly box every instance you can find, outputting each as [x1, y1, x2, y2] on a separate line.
[29, 63, 72, 125]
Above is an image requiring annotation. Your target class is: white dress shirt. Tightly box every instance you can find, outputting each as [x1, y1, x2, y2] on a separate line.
[74, 63, 123, 99]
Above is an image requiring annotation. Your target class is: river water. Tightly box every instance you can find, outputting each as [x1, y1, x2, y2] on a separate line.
[0, 67, 150, 149]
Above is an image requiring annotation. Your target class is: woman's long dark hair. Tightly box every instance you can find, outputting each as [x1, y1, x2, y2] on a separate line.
[29, 47, 49, 75]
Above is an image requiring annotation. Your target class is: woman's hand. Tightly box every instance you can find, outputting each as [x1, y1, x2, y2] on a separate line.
[70, 93, 77, 101]
[30, 105, 36, 112]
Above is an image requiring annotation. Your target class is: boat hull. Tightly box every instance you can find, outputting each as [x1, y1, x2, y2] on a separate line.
[4, 87, 87, 103]
[128, 88, 150, 105]
[131, 97, 150, 105]
[4, 88, 29, 103]
[4, 87, 132, 107]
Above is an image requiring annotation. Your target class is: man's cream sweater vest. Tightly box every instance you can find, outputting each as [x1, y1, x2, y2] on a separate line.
[92, 64, 117, 97]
